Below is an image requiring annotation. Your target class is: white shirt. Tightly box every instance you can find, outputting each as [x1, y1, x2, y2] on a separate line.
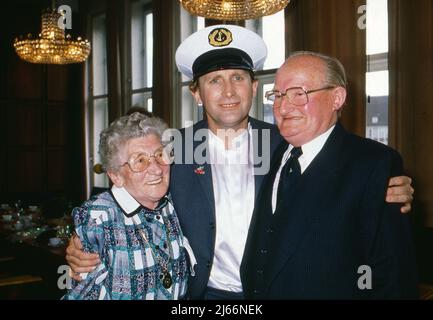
[207, 124, 255, 292]
[271, 125, 336, 213]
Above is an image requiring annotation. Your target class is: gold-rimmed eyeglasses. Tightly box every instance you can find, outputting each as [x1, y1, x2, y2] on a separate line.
[265, 86, 336, 106]
[120, 147, 174, 173]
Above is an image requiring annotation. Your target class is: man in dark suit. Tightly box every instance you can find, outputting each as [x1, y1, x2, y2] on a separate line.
[241, 51, 419, 299]
[65, 28, 415, 300]
[170, 24, 282, 299]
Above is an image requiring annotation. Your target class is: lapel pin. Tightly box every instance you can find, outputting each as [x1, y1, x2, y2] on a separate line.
[194, 166, 206, 175]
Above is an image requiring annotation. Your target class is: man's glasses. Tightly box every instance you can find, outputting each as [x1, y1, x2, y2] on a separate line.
[265, 86, 336, 106]
[120, 147, 174, 173]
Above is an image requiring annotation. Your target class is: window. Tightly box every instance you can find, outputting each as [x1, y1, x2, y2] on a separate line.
[87, 13, 109, 192]
[246, 11, 285, 70]
[246, 10, 285, 124]
[130, 0, 153, 113]
[178, 6, 205, 128]
[366, 0, 389, 145]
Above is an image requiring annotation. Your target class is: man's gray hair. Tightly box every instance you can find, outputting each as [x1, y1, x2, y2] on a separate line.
[99, 112, 168, 172]
[287, 51, 348, 88]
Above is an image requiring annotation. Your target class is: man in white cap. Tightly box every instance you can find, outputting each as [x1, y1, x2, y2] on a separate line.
[65, 25, 414, 300]
[170, 25, 413, 299]
[170, 25, 283, 299]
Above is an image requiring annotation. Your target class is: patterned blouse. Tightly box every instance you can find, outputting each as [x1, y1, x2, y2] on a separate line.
[63, 186, 195, 300]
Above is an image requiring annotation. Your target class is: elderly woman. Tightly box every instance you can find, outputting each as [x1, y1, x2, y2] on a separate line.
[63, 113, 194, 300]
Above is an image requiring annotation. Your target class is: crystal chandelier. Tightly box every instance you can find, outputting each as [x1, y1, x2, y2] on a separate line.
[179, 0, 291, 21]
[13, 9, 91, 64]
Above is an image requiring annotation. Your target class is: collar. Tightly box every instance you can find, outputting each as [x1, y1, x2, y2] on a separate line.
[285, 124, 336, 173]
[110, 186, 169, 218]
[208, 122, 252, 151]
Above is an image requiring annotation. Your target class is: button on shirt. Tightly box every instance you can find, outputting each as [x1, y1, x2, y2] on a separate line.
[272, 125, 336, 213]
[208, 124, 255, 292]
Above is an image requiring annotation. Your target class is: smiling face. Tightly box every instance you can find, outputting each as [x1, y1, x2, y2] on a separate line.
[107, 134, 170, 210]
[273, 55, 346, 146]
[192, 69, 258, 133]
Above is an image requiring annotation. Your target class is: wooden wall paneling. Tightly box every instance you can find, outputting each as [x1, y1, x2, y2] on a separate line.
[46, 149, 66, 193]
[0, 38, 7, 100]
[0, 1, 86, 204]
[7, 149, 43, 193]
[46, 105, 67, 147]
[47, 66, 70, 102]
[68, 64, 87, 202]
[106, 0, 123, 122]
[389, 0, 433, 227]
[46, 104, 68, 193]
[335, 0, 366, 138]
[152, 0, 177, 126]
[0, 150, 4, 198]
[7, 104, 42, 147]
[0, 100, 5, 198]
[6, 55, 43, 101]
[4, 0, 44, 101]
[285, 0, 366, 137]
[0, 4, 5, 199]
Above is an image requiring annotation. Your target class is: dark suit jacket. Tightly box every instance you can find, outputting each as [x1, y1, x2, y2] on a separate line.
[240, 122, 418, 299]
[170, 117, 282, 299]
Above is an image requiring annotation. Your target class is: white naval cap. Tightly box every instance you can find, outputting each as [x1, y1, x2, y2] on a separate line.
[175, 24, 268, 80]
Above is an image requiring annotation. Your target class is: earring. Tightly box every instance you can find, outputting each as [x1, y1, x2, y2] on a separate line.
[197, 103, 203, 107]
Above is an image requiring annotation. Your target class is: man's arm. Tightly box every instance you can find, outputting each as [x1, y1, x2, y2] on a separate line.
[386, 176, 414, 213]
[361, 153, 418, 299]
[66, 234, 101, 281]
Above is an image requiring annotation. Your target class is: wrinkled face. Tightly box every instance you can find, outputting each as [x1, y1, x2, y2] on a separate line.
[108, 134, 170, 210]
[192, 69, 258, 133]
[273, 56, 346, 146]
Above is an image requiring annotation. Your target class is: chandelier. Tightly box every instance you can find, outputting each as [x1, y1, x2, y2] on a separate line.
[179, 0, 291, 21]
[13, 9, 91, 64]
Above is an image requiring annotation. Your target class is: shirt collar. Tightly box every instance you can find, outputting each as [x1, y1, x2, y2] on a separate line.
[110, 185, 169, 218]
[286, 124, 336, 173]
[208, 123, 252, 164]
[208, 122, 251, 150]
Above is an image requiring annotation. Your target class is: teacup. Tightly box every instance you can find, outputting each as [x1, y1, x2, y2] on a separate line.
[2, 215, 13, 222]
[14, 221, 23, 231]
[49, 237, 62, 246]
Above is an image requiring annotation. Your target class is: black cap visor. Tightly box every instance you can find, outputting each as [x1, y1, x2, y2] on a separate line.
[192, 48, 254, 80]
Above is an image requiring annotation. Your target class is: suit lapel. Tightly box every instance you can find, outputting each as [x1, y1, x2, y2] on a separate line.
[263, 123, 347, 288]
[252, 124, 268, 201]
[191, 121, 215, 215]
[194, 162, 215, 211]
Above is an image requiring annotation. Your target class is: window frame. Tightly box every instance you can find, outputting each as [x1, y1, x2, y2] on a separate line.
[128, 0, 154, 114]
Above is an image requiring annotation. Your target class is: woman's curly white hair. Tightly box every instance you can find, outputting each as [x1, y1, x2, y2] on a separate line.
[99, 112, 168, 172]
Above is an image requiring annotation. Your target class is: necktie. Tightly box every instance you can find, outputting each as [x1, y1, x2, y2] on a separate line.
[277, 146, 303, 203]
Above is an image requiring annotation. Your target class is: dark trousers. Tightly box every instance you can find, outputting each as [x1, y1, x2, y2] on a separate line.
[204, 287, 244, 300]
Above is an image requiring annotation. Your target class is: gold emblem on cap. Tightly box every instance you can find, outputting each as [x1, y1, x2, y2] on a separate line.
[208, 28, 233, 47]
